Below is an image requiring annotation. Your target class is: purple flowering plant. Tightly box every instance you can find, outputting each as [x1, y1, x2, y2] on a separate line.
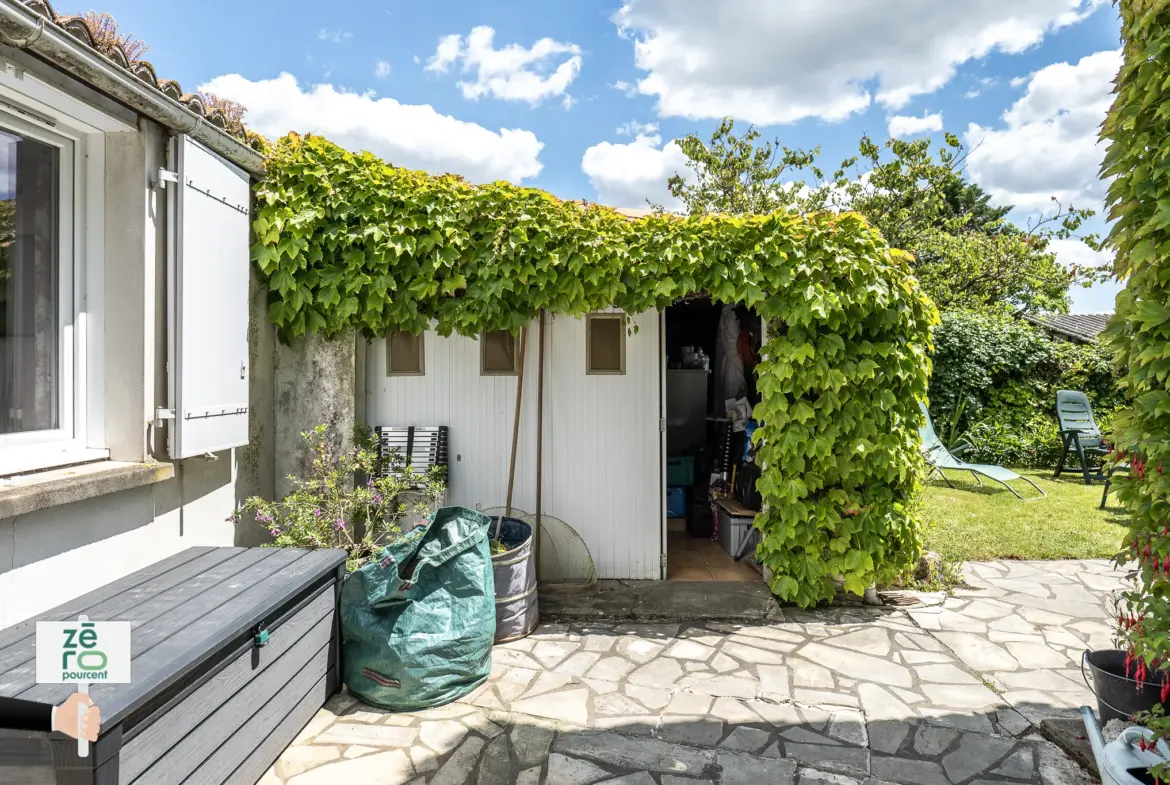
[230, 424, 446, 570]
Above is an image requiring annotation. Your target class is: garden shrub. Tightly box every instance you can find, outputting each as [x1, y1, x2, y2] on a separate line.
[253, 133, 938, 607]
[928, 309, 1123, 467]
[232, 425, 447, 572]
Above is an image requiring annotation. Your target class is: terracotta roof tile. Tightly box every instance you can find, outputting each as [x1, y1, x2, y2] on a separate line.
[15, 0, 265, 152]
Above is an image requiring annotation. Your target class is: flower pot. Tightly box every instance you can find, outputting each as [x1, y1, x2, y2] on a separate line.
[1084, 649, 1169, 724]
[489, 516, 539, 643]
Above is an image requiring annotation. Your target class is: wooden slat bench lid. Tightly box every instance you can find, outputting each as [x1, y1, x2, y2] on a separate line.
[0, 547, 346, 729]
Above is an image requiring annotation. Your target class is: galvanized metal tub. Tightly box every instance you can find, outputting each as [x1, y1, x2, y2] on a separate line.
[489, 516, 539, 642]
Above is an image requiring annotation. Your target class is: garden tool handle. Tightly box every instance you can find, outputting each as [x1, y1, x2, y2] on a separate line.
[77, 682, 88, 758]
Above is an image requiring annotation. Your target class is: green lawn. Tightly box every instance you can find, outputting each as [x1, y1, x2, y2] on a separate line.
[921, 469, 1128, 562]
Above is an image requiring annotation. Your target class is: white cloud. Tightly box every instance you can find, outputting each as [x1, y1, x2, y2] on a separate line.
[581, 133, 691, 210]
[965, 49, 1121, 210]
[613, 0, 1105, 125]
[616, 120, 659, 136]
[199, 72, 544, 183]
[426, 34, 463, 73]
[1049, 238, 1113, 273]
[317, 28, 353, 43]
[1050, 239, 1121, 312]
[888, 112, 944, 138]
[375, 60, 391, 79]
[425, 26, 582, 105]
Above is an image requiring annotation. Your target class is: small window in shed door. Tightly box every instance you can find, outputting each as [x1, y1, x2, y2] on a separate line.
[587, 314, 625, 374]
[481, 330, 519, 375]
[387, 332, 424, 375]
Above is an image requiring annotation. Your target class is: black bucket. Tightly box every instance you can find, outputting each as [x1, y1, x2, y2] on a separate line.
[1083, 649, 1168, 723]
[489, 516, 539, 643]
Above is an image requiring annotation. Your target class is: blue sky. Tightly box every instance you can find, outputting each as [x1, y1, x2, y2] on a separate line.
[90, 0, 1123, 312]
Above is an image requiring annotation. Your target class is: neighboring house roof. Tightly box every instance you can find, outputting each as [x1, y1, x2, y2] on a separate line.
[612, 207, 658, 219]
[1023, 312, 1111, 344]
[0, 0, 264, 176]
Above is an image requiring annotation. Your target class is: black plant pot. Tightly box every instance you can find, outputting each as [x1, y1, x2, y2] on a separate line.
[1084, 649, 1168, 724]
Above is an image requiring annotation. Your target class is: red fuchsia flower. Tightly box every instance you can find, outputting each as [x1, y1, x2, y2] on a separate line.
[1161, 677, 1170, 704]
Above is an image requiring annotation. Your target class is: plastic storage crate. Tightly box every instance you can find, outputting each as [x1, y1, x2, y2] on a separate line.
[716, 498, 756, 558]
[667, 456, 695, 486]
[666, 486, 687, 518]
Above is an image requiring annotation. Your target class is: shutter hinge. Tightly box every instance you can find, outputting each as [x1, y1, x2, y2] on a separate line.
[659, 418, 667, 433]
[153, 167, 179, 189]
[661, 553, 668, 569]
[153, 407, 175, 428]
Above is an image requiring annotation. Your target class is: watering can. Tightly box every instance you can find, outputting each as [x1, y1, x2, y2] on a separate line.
[1081, 706, 1170, 785]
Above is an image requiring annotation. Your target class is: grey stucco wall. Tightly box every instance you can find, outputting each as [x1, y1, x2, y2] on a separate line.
[273, 330, 356, 501]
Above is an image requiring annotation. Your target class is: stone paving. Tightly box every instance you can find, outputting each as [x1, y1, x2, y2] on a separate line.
[262, 560, 1126, 785]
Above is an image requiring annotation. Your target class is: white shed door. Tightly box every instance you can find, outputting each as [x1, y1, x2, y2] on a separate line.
[170, 136, 251, 459]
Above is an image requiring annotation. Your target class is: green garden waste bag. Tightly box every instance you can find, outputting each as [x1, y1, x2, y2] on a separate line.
[340, 506, 496, 711]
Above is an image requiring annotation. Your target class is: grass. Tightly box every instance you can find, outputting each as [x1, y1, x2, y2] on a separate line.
[921, 469, 1128, 562]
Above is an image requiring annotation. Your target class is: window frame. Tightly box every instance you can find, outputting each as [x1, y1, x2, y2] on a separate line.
[0, 103, 107, 477]
[386, 330, 425, 377]
[585, 313, 626, 376]
[480, 329, 520, 376]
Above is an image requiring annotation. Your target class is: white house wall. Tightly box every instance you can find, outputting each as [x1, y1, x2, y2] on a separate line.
[365, 311, 662, 580]
[0, 81, 273, 629]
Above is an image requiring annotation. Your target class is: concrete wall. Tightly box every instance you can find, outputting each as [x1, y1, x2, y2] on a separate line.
[273, 330, 356, 501]
[0, 113, 278, 628]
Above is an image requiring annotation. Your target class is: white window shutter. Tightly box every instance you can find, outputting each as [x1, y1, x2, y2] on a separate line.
[169, 135, 251, 459]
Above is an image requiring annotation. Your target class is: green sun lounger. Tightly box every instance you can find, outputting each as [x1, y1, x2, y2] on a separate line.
[918, 402, 1045, 500]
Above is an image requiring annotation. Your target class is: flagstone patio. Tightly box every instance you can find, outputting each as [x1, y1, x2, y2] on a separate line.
[261, 560, 1125, 785]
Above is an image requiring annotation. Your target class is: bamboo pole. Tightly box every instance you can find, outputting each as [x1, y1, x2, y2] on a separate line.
[535, 311, 545, 580]
[505, 326, 529, 516]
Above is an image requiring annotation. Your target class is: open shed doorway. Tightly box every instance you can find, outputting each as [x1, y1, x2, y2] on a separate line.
[663, 298, 765, 581]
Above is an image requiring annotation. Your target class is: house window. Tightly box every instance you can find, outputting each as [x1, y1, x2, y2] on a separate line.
[586, 314, 625, 374]
[0, 115, 87, 476]
[481, 330, 519, 375]
[387, 331, 424, 375]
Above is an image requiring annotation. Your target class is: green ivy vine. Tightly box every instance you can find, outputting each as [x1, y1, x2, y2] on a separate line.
[253, 132, 938, 607]
[1102, 0, 1170, 767]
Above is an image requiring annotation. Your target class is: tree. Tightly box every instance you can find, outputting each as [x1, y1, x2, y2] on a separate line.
[662, 119, 1103, 314]
[662, 118, 819, 216]
[941, 178, 1012, 235]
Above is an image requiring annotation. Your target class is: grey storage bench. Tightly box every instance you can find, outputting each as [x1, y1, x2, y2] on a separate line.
[0, 546, 346, 785]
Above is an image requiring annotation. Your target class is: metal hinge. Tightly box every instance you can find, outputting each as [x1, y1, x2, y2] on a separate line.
[153, 407, 175, 428]
[659, 418, 667, 433]
[661, 553, 668, 569]
[154, 167, 179, 189]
